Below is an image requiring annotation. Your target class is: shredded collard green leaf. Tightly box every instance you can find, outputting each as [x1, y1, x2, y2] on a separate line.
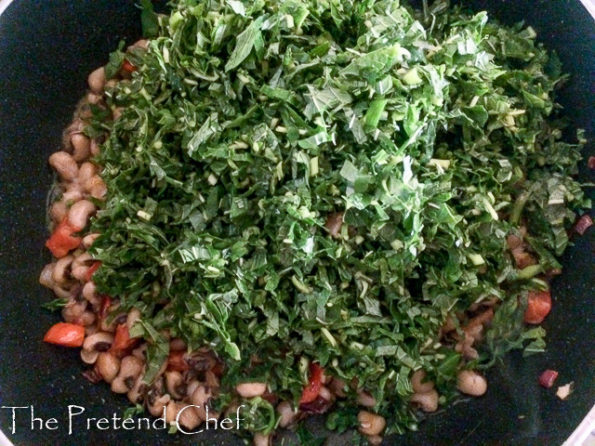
[86, 0, 590, 435]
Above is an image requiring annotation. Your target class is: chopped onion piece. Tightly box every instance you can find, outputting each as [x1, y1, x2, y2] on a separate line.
[556, 382, 574, 400]
[538, 369, 558, 388]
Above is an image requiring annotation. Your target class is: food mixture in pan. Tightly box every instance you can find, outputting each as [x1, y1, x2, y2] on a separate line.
[39, 0, 592, 444]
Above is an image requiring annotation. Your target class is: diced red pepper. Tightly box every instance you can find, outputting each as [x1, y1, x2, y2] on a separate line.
[300, 362, 324, 404]
[99, 296, 112, 322]
[121, 59, 137, 73]
[167, 350, 189, 372]
[574, 215, 593, 236]
[110, 323, 138, 357]
[539, 369, 559, 388]
[45, 218, 82, 258]
[84, 261, 102, 282]
[588, 156, 595, 170]
[524, 290, 552, 324]
[43, 322, 85, 347]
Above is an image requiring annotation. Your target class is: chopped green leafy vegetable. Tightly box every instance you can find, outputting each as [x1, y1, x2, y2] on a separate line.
[41, 298, 68, 312]
[86, 0, 589, 435]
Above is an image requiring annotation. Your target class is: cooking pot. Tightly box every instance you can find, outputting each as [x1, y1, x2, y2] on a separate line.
[0, 1, 593, 444]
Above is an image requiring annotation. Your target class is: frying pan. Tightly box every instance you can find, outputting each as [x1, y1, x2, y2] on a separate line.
[0, 1, 593, 445]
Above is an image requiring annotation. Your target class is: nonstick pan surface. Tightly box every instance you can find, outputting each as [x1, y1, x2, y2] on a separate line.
[0, 1, 593, 445]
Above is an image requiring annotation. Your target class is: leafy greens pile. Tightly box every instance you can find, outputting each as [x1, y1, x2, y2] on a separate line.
[87, 0, 589, 435]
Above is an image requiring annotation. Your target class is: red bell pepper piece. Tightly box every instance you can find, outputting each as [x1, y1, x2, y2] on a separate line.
[45, 218, 82, 258]
[43, 322, 85, 347]
[539, 369, 559, 388]
[122, 59, 137, 73]
[300, 362, 324, 404]
[85, 261, 102, 282]
[110, 323, 138, 357]
[524, 290, 552, 324]
[167, 350, 189, 372]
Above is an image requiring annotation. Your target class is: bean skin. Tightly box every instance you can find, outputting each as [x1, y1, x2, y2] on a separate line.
[68, 199, 96, 230]
[88, 67, 106, 94]
[84, 175, 107, 200]
[78, 162, 97, 183]
[357, 411, 386, 436]
[96, 352, 120, 383]
[52, 255, 74, 284]
[410, 389, 439, 412]
[457, 370, 487, 396]
[39, 263, 55, 288]
[83, 332, 114, 352]
[277, 401, 298, 428]
[357, 391, 376, 408]
[71, 133, 91, 162]
[411, 370, 434, 394]
[50, 200, 68, 223]
[253, 433, 271, 446]
[236, 382, 267, 398]
[49, 151, 78, 181]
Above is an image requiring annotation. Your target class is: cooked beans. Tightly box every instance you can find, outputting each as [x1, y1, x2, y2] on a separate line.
[71, 252, 93, 281]
[88, 67, 106, 94]
[90, 139, 101, 157]
[357, 411, 386, 436]
[253, 433, 271, 446]
[190, 385, 212, 420]
[130, 39, 149, 50]
[236, 382, 267, 398]
[205, 370, 219, 389]
[39, 263, 55, 288]
[82, 281, 100, 306]
[126, 308, 141, 332]
[411, 370, 434, 394]
[62, 300, 87, 323]
[357, 391, 376, 408]
[80, 349, 99, 365]
[96, 352, 120, 383]
[325, 212, 343, 238]
[111, 356, 144, 394]
[83, 331, 114, 352]
[62, 183, 84, 203]
[50, 200, 68, 223]
[148, 393, 171, 417]
[329, 377, 347, 398]
[49, 151, 78, 181]
[457, 370, 487, 396]
[78, 162, 97, 183]
[68, 199, 96, 230]
[85, 175, 107, 200]
[86, 92, 102, 105]
[82, 232, 100, 249]
[169, 337, 186, 351]
[52, 284, 73, 299]
[410, 389, 439, 412]
[52, 255, 73, 283]
[367, 435, 383, 446]
[127, 374, 147, 404]
[277, 401, 298, 428]
[79, 311, 96, 326]
[71, 133, 91, 162]
[165, 371, 185, 399]
[176, 404, 202, 430]
[165, 401, 179, 424]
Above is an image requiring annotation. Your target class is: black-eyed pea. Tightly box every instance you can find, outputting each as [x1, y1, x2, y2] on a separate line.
[88, 67, 106, 94]
[49, 151, 78, 181]
[357, 411, 386, 436]
[96, 352, 120, 383]
[457, 370, 487, 396]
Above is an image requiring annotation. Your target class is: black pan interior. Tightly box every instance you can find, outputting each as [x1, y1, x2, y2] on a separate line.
[0, 1, 593, 445]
